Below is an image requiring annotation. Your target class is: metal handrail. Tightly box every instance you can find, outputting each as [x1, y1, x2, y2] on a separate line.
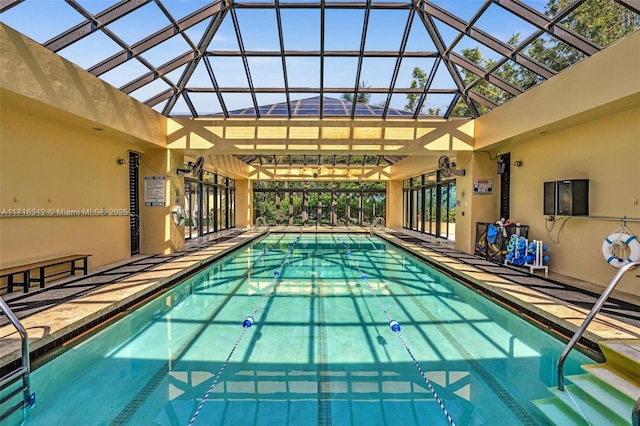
[254, 216, 270, 234]
[370, 217, 386, 236]
[557, 260, 640, 391]
[0, 296, 32, 408]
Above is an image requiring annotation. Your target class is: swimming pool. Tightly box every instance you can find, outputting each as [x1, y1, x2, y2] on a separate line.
[8, 234, 591, 425]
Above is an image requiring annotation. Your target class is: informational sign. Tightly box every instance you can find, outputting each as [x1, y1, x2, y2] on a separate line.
[144, 176, 166, 207]
[473, 179, 494, 195]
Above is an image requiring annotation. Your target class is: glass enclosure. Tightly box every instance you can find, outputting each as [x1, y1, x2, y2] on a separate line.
[403, 171, 457, 240]
[253, 181, 386, 227]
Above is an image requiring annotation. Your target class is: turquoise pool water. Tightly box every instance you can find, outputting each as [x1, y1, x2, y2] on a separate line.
[13, 234, 591, 425]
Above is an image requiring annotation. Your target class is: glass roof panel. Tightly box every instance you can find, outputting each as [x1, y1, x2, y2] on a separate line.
[430, 0, 487, 22]
[291, 96, 322, 117]
[523, 33, 586, 72]
[100, 59, 152, 90]
[395, 58, 438, 89]
[517, 0, 550, 14]
[73, 1, 119, 15]
[474, 3, 539, 45]
[57, 30, 124, 69]
[421, 93, 457, 116]
[431, 17, 463, 49]
[209, 12, 240, 51]
[160, 0, 213, 21]
[430, 60, 458, 90]
[323, 98, 350, 116]
[388, 93, 412, 114]
[247, 57, 285, 88]
[281, 9, 320, 51]
[209, 57, 251, 88]
[359, 58, 396, 89]
[365, 10, 410, 51]
[188, 93, 223, 115]
[187, 61, 216, 88]
[4, 0, 632, 120]
[405, 15, 438, 52]
[223, 93, 257, 115]
[164, 64, 190, 86]
[105, 2, 172, 46]
[324, 57, 359, 88]
[493, 60, 544, 91]
[129, 78, 173, 104]
[168, 94, 192, 115]
[0, 1, 84, 44]
[183, 20, 210, 47]
[559, 1, 640, 48]
[452, 35, 505, 65]
[255, 93, 288, 115]
[139, 35, 194, 69]
[235, 9, 280, 51]
[324, 9, 364, 51]
[286, 58, 321, 88]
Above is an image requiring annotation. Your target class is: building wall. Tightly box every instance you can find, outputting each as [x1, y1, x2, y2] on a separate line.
[498, 107, 640, 294]
[0, 102, 139, 270]
[0, 22, 176, 277]
[468, 30, 640, 295]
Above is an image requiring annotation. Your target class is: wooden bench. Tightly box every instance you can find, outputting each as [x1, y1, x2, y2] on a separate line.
[0, 254, 91, 293]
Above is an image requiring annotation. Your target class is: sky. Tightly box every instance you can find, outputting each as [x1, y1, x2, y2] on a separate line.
[1, 0, 557, 116]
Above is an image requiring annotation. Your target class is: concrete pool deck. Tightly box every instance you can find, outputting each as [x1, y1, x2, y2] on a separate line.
[1, 226, 639, 375]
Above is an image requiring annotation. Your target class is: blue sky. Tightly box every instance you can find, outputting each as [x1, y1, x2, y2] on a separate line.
[1, 0, 551, 116]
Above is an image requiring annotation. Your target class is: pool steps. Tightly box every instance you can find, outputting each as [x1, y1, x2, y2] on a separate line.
[533, 339, 640, 425]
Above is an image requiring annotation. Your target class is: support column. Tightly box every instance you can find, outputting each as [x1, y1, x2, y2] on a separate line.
[386, 180, 403, 229]
[235, 179, 251, 228]
[139, 149, 185, 254]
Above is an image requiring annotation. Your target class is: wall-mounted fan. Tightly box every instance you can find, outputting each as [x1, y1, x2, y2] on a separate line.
[438, 155, 466, 177]
[191, 156, 204, 177]
[176, 156, 205, 177]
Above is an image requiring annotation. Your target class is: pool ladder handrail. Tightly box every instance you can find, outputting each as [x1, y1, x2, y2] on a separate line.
[557, 260, 640, 392]
[254, 216, 270, 234]
[0, 297, 33, 421]
[370, 217, 386, 236]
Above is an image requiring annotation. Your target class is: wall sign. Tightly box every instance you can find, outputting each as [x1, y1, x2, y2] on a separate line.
[473, 179, 494, 195]
[144, 176, 166, 207]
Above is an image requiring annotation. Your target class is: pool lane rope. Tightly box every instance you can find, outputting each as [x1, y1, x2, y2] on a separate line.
[337, 236, 457, 426]
[188, 235, 300, 426]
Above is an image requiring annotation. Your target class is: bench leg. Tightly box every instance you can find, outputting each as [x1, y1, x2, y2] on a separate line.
[24, 271, 30, 292]
[38, 267, 46, 288]
[8, 274, 13, 293]
[83, 258, 88, 275]
[70, 260, 76, 276]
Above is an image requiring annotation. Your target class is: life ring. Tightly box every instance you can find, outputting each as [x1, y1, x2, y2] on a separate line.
[172, 206, 186, 226]
[602, 232, 640, 268]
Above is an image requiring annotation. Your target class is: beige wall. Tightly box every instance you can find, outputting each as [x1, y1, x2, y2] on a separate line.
[0, 23, 166, 148]
[0, 100, 136, 270]
[496, 107, 640, 294]
[470, 31, 640, 295]
[0, 22, 174, 275]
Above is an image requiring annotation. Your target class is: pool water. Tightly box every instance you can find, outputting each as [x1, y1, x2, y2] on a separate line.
[14, 235, 591, 425]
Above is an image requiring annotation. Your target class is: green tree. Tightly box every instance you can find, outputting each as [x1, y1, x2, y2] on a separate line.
[341, 80, 372, 104]
[406, 2, 639, 117]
